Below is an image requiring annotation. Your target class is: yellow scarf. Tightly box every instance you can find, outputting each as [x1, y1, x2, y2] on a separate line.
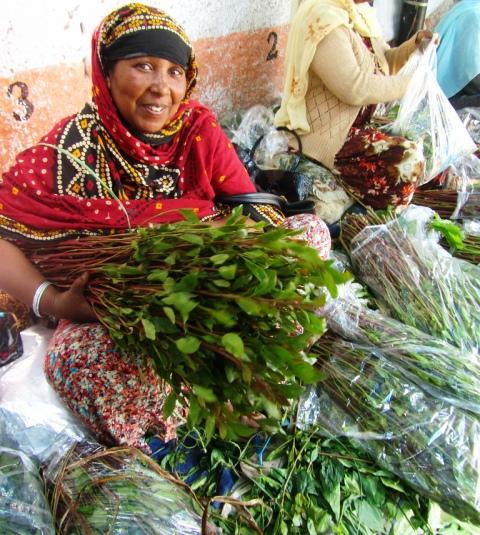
[275, 0, 382, 133]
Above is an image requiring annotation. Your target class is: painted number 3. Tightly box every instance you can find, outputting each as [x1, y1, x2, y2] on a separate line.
[266, 31, 278, 61]
[7, 81, 34, 121]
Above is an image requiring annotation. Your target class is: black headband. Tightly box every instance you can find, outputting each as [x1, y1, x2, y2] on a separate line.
[102, 28, 191, 70]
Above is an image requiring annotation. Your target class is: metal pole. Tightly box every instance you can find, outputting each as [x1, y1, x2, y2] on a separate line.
[397, 0, 429, 44]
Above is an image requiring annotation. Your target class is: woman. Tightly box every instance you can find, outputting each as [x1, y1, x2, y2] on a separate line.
[0, 4, 330, 452]
[275, 0, 435, 209]
[435, 0, 480, 110]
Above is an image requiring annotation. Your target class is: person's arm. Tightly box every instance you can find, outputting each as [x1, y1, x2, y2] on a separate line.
[310, 26, 411, 107]
[0, 238, 96, 322]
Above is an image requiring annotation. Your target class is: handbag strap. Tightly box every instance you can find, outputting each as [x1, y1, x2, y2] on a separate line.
[250, 127, 302, 172]
[216, 192, 284, 209]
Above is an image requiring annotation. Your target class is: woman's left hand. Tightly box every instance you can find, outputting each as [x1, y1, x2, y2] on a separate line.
[415, 30, 440, 51]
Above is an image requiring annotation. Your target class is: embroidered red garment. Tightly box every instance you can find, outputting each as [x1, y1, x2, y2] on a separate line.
[0, 6, 254, 241]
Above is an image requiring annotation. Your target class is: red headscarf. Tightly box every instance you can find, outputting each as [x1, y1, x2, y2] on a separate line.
[0, 3, 254, 241]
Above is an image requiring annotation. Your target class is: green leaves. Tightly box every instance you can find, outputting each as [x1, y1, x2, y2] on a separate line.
[141, 318, 156, 340]
[176, 336, 201, 354]
[79, 213, 347, 443]
[221, 333, 245, 359]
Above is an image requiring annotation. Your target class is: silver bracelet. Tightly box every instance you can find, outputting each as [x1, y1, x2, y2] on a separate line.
[32, 281, 53, 318]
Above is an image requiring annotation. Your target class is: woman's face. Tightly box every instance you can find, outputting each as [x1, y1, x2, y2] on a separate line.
[108, 56, 187, 134]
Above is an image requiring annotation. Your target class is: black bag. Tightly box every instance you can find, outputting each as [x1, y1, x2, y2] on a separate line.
[234, 127, 312, 202]
[216, 192, 315, 217]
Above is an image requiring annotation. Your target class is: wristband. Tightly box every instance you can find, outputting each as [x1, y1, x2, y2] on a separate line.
[32, 281, 53, 318]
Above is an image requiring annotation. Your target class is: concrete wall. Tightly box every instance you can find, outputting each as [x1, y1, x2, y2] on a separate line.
[0, 0, 452, 173]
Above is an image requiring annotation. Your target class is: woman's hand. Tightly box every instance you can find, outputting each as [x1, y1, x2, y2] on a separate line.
[415, 30, 440, 51]
[41, 273, 97, 322]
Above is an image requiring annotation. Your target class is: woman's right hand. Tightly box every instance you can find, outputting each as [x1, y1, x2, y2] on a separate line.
[414, 30, 440, 52]
[41, 273, 97, 322]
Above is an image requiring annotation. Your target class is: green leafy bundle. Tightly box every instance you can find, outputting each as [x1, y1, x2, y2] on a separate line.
[429, 218, 480, 264]
[49, 444, 203, 534]
[161, 425, 431, 535]
[306, 333, 480, 526]
[0, 448, 55, 534]
[322, 299, 480, 414]
[29, 209, 348, 441]
[340, 211, 480, 353]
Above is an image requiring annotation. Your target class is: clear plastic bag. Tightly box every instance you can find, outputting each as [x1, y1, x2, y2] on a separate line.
[303, 292, 480, 524]
[347, 206, 480, 353]
[230, 104, 277, 151]
[319, 297, 480, 414]
[458, 107, 480, 145]
[299, 334, 480, 525]
[299, 160, 354, 224]
[45, 442, 204, 535]
[0, 447, 55, 534]
[0, 325, 90, 463]
[383, 43, 476, 184]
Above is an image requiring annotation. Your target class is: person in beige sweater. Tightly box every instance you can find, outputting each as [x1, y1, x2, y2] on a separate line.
[275, 0, 436, 210]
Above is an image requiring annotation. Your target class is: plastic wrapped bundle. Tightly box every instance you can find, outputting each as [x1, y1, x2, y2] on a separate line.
[343, 207, 480, 354]
[0, 447, 55, 535]
[381, 43, 476, 184]
[301, 333, 480, 525]
[46, 443, 204, 535]
[321, 298, 480, 414]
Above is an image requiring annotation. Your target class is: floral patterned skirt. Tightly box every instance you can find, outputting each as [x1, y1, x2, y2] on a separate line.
[334, 126, 425, 209]
[44, 214, 331, 453]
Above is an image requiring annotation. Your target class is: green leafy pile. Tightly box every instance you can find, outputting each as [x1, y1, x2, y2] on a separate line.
[161, 424, 432, 535]
[29, 209, 348, 441]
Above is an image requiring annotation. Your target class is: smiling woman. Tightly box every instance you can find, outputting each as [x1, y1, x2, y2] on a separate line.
[108, 56, 188, 134]
[0, 3, 265, 452]
[0, 2, 331, 453]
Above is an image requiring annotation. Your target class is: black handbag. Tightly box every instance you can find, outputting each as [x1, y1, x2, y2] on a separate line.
[216, 192, 315, 218]
[234, 127, 312, 202]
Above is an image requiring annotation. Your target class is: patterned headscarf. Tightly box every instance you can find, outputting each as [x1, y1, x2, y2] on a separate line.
[92, 3, 198, 144]
[0, 3, 255, 241]
[275, 0, 382, 133]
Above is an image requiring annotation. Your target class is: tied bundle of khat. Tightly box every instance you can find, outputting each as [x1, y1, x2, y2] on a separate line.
[27, 209, 347, 441]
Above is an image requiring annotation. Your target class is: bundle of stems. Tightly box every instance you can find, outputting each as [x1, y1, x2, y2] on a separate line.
[412, 189, 480, 219]
[322, 299, 480, 414]
[307, 333, 480, 525]
[48, 443, 204, 534]
[25, 209, 348, 441]
[412, 189, 458, 218]
[449, 233, 480, 264]
[340, 212, 480, 353]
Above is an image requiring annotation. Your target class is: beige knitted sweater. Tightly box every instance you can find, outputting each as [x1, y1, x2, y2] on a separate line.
[301, 26, 417, 169]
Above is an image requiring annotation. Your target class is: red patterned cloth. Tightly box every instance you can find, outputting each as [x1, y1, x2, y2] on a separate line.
[334, 126, 425, 209]
[45, 320, 186, 452]
[283, 214, 331, 260]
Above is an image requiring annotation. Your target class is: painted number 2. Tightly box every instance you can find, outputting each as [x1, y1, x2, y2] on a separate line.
[266, 31, 278, 61]
[7, 81, 34, 121]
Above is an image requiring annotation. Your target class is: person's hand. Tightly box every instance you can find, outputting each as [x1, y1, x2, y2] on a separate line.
[42, 273, 97, 322]
[415, 30, 440, 51]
